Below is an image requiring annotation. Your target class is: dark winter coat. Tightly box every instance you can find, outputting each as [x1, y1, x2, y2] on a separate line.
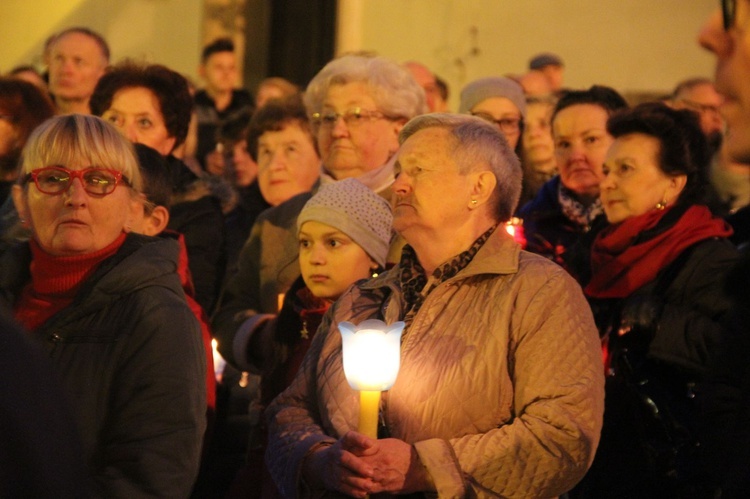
[0, 234, 207, 498]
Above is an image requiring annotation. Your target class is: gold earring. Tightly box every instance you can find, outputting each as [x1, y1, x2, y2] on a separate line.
[470, 199, 478, 206]
[656, 197, 667, 210]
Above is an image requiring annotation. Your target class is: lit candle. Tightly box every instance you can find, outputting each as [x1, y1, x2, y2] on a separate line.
[339, 319, 404, 439]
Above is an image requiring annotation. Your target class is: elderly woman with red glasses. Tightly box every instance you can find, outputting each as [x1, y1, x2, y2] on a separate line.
[2, 114, 207, 497]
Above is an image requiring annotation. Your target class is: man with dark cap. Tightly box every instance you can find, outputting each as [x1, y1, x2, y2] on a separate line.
[529, 52, 565, 92]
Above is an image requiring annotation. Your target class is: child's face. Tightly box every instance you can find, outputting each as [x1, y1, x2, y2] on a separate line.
[298, 220, 376, 301]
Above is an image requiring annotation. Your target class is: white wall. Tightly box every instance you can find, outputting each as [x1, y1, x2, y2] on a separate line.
[2, 0, 203, 83]
[342, 0, 717, 110]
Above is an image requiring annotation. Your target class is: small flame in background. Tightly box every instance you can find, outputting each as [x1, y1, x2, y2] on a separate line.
[211, 339, 226, 384]
[505, 217, 526, 247]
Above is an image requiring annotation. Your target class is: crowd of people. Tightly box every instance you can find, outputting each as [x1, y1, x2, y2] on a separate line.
[1, 4, 749, 496]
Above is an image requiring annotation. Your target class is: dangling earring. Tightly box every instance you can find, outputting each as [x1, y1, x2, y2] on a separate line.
[656, 197, 667, 210]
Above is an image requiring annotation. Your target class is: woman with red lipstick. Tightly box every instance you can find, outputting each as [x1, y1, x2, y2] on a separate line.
[2, 114, 207, 497]
[572, 103, 739, 498]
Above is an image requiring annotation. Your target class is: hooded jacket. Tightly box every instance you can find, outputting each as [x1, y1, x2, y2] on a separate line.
[265, 229, 604, 498]
[0, 234, 207, 498]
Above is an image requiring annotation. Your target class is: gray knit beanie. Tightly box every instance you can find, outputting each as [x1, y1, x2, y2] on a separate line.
[458, 77, 527, 117]
[297, 178, 393, 267]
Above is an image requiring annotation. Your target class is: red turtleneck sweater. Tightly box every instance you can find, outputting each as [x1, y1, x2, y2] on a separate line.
[14, 233, 127, 332]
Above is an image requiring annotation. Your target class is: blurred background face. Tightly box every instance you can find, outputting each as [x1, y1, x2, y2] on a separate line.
[0, 115, 18, 158]
[470, 97, 522, 149]
[102, 86, 176, 156]
[540, 65, 564, 92]
[48, 32, 107, 103]
[231, 139, 258, 187]
[601, 133, 682, 224]
[699, 1, 750, 162]
[202, 51, 237, 93]
[298, 220, 374, 301]
[404, 62, 438, 112]
[522, 101, 555, 166]
[553, 103, 613, 203]
[256, 84, 284, 109]
[673, 82, 724, 150]
[315, 81, 401, 179]
[257, 122, 320, 206]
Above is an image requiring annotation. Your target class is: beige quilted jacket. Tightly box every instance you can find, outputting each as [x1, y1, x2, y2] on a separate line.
[266, 229, 604, 498]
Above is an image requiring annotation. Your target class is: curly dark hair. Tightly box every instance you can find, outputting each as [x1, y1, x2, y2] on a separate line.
[90, 61, 193, 151]
[551, 85, 629, 125]
[246, 94, 316, 161]
[607, 102, 709, 205]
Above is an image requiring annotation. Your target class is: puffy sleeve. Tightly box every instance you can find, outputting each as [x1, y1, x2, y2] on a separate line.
[91, 287, 207, 498]
[648, 239, 739, 377]
[264, 308, 339, 499]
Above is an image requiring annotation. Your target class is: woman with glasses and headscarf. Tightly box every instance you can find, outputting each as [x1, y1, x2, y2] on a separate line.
[2, 114, 206, 497]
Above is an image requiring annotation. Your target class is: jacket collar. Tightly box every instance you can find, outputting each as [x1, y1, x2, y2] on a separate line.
[361, 227, 521, 292]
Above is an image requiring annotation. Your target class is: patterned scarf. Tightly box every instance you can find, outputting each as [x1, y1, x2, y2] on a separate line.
[558, 181, 604, 228]
[399, 224, 497, 328]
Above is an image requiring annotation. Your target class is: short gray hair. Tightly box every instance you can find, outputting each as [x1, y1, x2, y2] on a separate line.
[20, 114, 142, 193]
[399, 113, 522, 222]
[304, 54, 427, 119]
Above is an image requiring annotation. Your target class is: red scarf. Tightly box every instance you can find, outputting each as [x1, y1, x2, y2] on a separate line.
[585, 205, 732, 299]
[14, 233, 127, 331]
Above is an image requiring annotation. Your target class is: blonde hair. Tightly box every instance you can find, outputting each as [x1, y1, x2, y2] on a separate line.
[20, 114, 142, 193]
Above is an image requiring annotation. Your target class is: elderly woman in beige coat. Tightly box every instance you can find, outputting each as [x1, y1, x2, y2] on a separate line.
[266, 114, 604, 498]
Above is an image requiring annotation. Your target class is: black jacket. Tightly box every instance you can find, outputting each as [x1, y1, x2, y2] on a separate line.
[0, 234, 207, 498]
[574, 236, 739, 498]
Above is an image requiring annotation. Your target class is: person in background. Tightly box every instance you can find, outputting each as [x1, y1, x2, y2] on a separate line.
[433, 75, 450, 112]
[519, 94, 558, 207]
[8, 65, 47, 91]
[670, 77, 738, 214]
[3, 114, 206, 496]
[671, 77, 724, 152]
[0, 78, 55, 205]
[247, 95, 321, 208]
[47, 27, 109, 115]
[518, 70, 554, 97]
[459, 76, 526, 154]
[266, 114, 603, 498]
[255, 77, 300, 109]
[212, 54, 426, 370]
[404, 60, 441, 112]
[213, 107, 267, 282]
[696, 3, 750, 495]
[571, 103, 737, 497]
[195, 38, 254, 169]
[518, 85, 628, 268]
[91, 61, 226, 313]
[130, 143, 216, 420]
[528, 52, 565, 93]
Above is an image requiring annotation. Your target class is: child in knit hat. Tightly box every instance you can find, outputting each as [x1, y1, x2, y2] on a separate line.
[296, 178, 392, 300]
[237, 178, 392, 498]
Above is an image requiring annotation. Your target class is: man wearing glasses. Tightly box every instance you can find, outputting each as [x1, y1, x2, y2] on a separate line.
[698, 1, 750, 496]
